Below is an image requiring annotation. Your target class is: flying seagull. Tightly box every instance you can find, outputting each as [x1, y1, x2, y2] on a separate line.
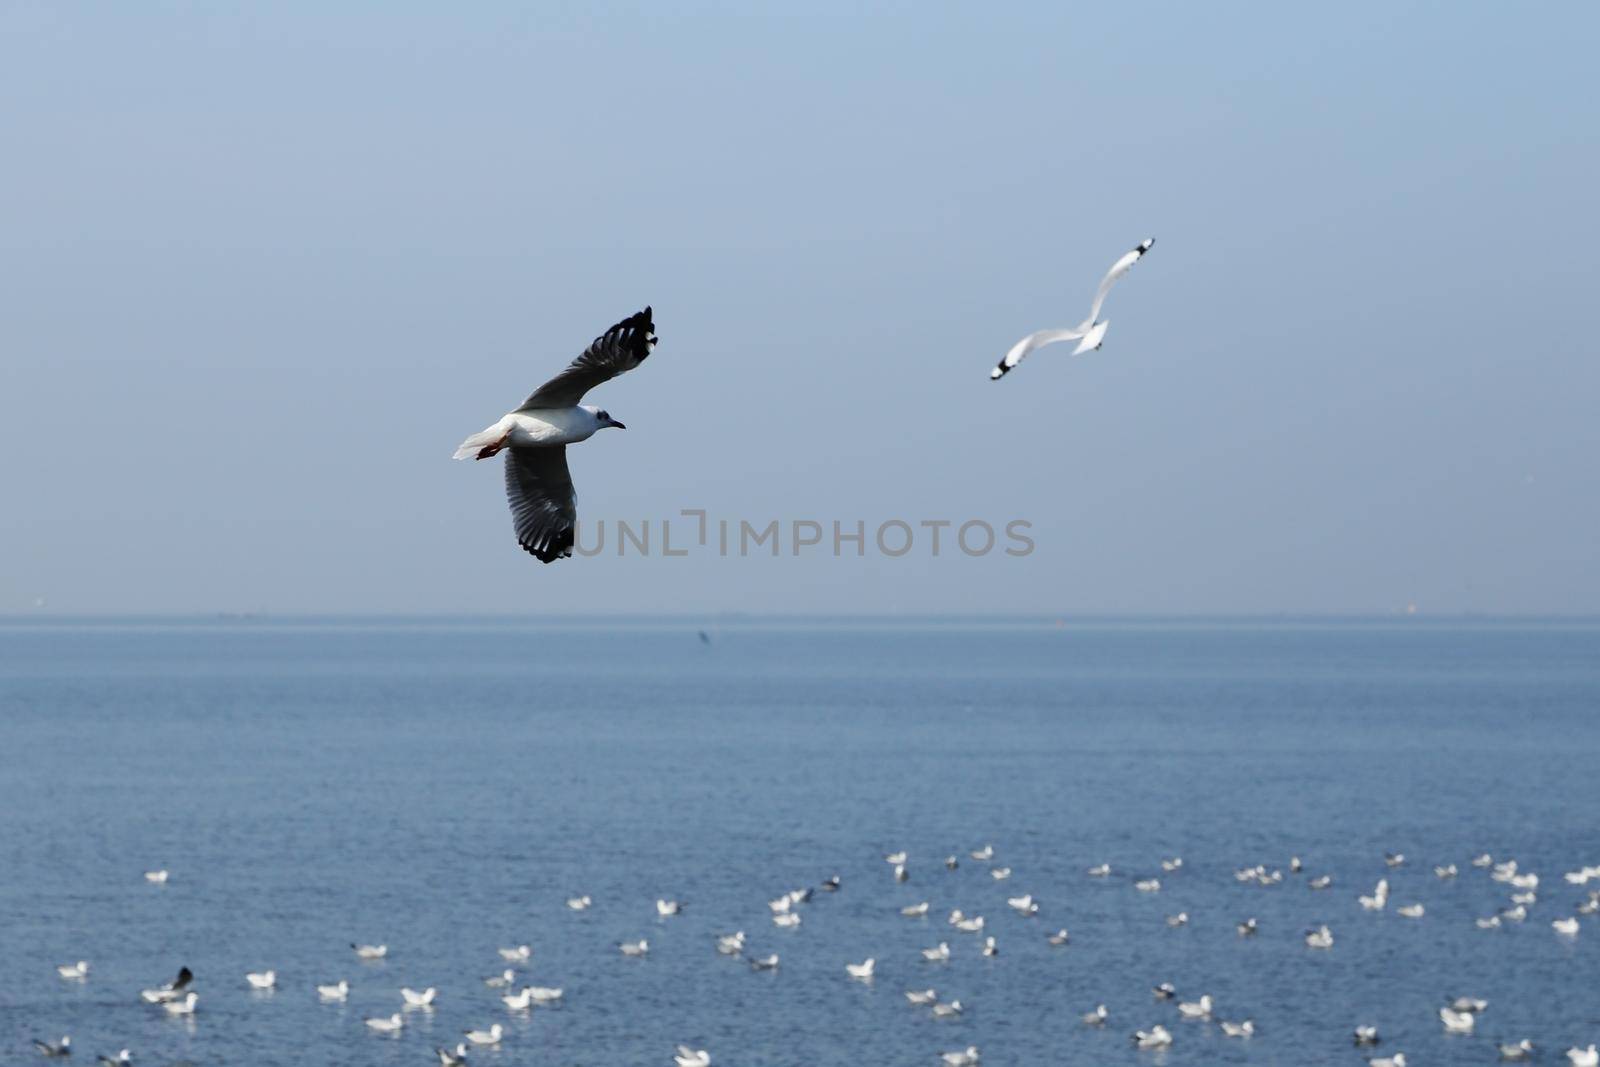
[454, 307, 658, 562]
[990, 238, 1153, 380]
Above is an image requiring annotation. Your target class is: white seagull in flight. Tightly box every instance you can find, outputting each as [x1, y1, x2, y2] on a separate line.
[454, 307, 658, 562]
[990, 238, 1154, 380]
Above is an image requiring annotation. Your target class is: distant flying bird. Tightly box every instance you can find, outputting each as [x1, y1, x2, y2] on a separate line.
[453, 308, 657, 562]
[990, 238, 1154, 380]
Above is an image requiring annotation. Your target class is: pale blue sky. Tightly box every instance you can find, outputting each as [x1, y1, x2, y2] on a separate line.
[2, 3, 1596, 615]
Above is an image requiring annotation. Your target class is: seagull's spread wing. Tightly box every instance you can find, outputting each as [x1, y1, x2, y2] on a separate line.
[172, 967, 193, 991]
[505, 446, 577, 563]
[518, 307, 657, 410]
[990, 328, 1087, 380]
[1084, 238, 1154, 324]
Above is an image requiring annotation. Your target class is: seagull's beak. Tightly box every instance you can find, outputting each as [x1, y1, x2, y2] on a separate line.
[610, 420, 627, 430]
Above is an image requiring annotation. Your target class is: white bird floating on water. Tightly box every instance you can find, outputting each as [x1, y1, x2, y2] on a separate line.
[1499, 1039, 1535, 1060]
[750, 955, 779, 971]
[1309, 874, 1333, 889]
[483, 969, 517, 987]
[1221, 1019, 1255, 1038]
[351, 943, 388, 960]
[96, 1050, 131, 1065]
[715, 931, 746, 955]
[1135, 878, 1161, 893]
[1132, 1024, 1173, 1049]
[402, 986, 437, 1007]
[1048, 928, 1070, 946]
[971, 844, 994, 861]
[846, 958, 875, 980]
[1385, 852, 1406, 867]
[932, 999, 965, 1018]
[567, 895, 593, 911]
[57, 961, 90, 980]
[498, 944, 531, 962]
[1353, 1024, 1381, 1045]
[1435, 863, 1458, 878]
[941, 1046, 981, 1067]
[1359, 879, 1390, 910]
[365, 1013, 404, 1033]
[894, 864, 909, 883]
[990, 867, 1012, 881]
[1473, 853, 1494, 867]
[246, 969, 276, 990]
[1305, 925, 1334, 949]
[885, 851, 908, 865]
[140, 966, 194, 1003]
[1440, 1006, 1476, 1033]
[1083, 1004, 1108, 1026]
[161, 992, 198, 1016]
[501, 987, 533, 1011]
[902, 901, 930, 917]
[1555, 916, 1581, 936]
[1161, 857, 1184, 872]
[1165, 912, 1188, 927]
[990, 238, 1155, 380]
[317, 979, 350, 1001]
[922, 942, 951, 962]
[656, 899, 683, 917]
[1451, 996, 1489, 1013]
[1369, 1055, 1407, 1067]
[1570, 1045, 1599, 1066]
[982, 936, 998, 957]
[773, 912, 801, 929]
[1177, 994, 1213, 1019]
[32, 1036, 71, 1057]
[528, 986, 564, 1002]
[1397, 903, 1425, 918]
[1087, 863, 1111, 877]
[1477, 915, 1504, 929]
[463, 1023, 503, 1046]
[619, 940, 649, 957]
[674, 1047, 711, 1067]
[1152, 982, 1177, 1000]
[906, 988, 938, 1005]
[1237, 917, 1258, 936]
[144, 869, 169, 883]
[435, 1044, 470, 1066]
[454, 307, 656, 562]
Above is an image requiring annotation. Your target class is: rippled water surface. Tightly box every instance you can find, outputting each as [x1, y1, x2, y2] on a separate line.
[3, 618, 1599, 1066]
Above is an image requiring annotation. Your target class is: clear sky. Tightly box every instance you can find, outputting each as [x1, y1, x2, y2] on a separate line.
[2, 3, 1596, 615]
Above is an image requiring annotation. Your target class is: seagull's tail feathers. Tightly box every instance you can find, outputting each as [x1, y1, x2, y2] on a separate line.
[453, 423, 510, 461]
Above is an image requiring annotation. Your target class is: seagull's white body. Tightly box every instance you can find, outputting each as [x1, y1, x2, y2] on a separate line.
[1306, 924, 1334, 949]
[1499, 1039, 1535, 1060]
[954, 915, 985, 933]
[906, 989, 938, 1005]
[1048, 928, 1070, 946]
[941, 1046, 981, 1067]
[436, 1044, 470, 1066]
[902, 901, 930, 917]
[1309, 874, 1333, 889]
[1166, 912, 1189, 927]
[1133, 1024, 1173, 1048]
[1370, 1056, 1407, 1067]
[317, 980, 350, 1001]
[990, 238, 1154, 379]
[162, 992, 198, 1016]
[140, 967, 193, 1003]
[932, 999, 964, 1018]
[501, 987, 533, 1011]
[463, 1023, 503, 1046]
[144, 869, 169, 883]
[990, 867, 1012, 881]
[498, 945, 531, 962]
[715, 931, 746, 955]
[352, 943, 388, 960]
[1555, 916, 1581, 936]
[567, 895, 593, 910]
[773, 912, 801, 928]
[1397, 903, 1425, 918]
[57, 961, 90, 980]
[1135, 879, 1161, 893]
[402, 986, 437, 1006]
[96, 1049, 131, 1065]
[483, 969, 516, 988]
[365, 1013, 404, 1033]
[846, 958, 875, 979]
[528, 986, 564, 1002]
[1177, 994, 1212, 1019]
[1221, 1019, 1255, 1038]
[674, 1047, 711, 1067]
[1436, 864, 1459, 878]
[1570, 1045, 1599, 1066]
[657, 899, 682, 917]
[1083, 1004, 1108, 1025]
[1087, 863, 1111, 877]
[246, 970, 276, 989]
[33, 1036, 71, 1057]
[1353, 1024, 1380, 1045]
[970, 845, 994, 861]
[619, 939, 649, 957]
[1162, 857, 1184, 872]
[750, 954, 779, 970]
[1440, 1007, 1476, 1033]
[1359, 879, 1390, 910]
[922, 942, 951, 962]
[981, 936, 998, 957]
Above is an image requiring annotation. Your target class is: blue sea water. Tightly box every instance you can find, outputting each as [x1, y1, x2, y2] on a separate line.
[2, 618, 1598, 1066]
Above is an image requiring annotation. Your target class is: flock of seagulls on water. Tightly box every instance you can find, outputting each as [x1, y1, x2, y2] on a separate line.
[29, 846, 1600, 1065]
[455, 239, 1155, 563]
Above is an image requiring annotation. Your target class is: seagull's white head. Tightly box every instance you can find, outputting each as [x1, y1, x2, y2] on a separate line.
[584, 405, 626, 431]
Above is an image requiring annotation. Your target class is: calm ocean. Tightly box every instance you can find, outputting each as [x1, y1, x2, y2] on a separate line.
[3, 618, 1597, 1065]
